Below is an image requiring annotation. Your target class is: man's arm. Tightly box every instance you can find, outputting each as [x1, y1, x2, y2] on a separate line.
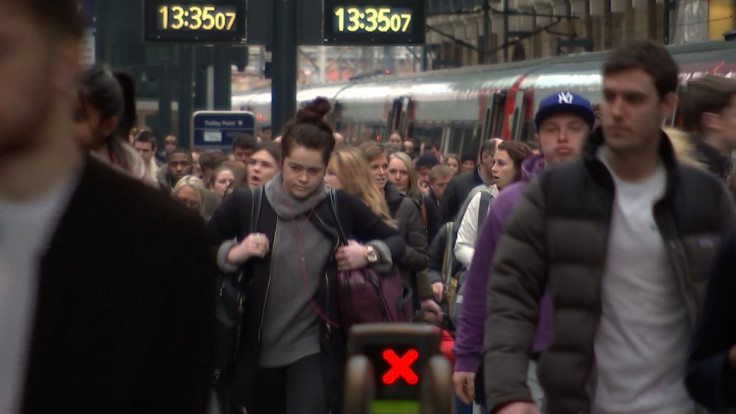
[484, 178, 549, 412]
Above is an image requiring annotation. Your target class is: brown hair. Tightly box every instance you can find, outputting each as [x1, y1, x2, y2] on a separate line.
[280, 97, 335, 165]
[602, 39, 678, 98]
[681, 75, 736, 134]
[497, 141, 532, 182]
[358, 141, 388, 163]
[221, 160, 248, 188]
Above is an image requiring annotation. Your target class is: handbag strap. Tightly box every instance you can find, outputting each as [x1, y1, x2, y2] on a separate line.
[250, 186, 263, 233]
[328, 189, 349, 246]
[442, 222, 455, 285]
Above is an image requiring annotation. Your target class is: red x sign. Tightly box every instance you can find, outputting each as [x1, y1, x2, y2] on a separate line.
[381, 348, 419, 385]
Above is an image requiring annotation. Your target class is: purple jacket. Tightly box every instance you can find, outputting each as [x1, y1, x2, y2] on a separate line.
[453, 154, 552, 372]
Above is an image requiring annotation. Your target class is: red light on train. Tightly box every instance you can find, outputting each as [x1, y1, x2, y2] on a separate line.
[381, 348, 419, 385]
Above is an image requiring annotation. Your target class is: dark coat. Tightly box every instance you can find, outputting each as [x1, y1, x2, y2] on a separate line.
[208, 188, 406, 412]
[686, 228, 736, 411]
[438, 167, 485, 223]
[484, 129, 736, 413]
[22, 158, 216, 413]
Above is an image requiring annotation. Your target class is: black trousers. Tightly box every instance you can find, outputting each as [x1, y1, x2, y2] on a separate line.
[250, 353, 328, 414]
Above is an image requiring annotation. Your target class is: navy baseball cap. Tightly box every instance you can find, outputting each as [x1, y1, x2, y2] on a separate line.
[534, 91, 595, 131]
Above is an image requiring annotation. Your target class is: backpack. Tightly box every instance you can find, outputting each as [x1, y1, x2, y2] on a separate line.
[449, 191, 492, 327]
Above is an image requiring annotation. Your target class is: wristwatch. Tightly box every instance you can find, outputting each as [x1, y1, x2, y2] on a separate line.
[365, 245, 379, 263]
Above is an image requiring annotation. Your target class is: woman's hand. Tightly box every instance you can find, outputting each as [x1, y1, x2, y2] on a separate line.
[335, 240, 369, 271]
[227, 233, 270, 264]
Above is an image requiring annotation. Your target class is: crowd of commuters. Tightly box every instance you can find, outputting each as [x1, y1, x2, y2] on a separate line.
[4, 2, 736, 412]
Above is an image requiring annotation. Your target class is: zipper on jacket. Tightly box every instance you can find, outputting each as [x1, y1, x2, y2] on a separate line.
[666, 239, 698, 328]
[324, 272, 332, 336]
[258, 223, 278, 343]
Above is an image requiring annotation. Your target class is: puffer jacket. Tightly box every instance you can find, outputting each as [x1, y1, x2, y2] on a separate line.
[484, 128, 736, 413]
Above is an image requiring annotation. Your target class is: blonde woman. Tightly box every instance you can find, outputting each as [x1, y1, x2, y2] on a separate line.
[325, 148, 395, 227]
[172, 175, 206, 218]
[388, 151, 423, 201]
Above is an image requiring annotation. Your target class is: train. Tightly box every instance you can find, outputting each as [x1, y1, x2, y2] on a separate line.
[232, 40, 736, 156]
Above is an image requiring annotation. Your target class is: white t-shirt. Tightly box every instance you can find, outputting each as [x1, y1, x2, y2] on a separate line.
[592, 148, 694, 414]
[0, 177, 76, 413]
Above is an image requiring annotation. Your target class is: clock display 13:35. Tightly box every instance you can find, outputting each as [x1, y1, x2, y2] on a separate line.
[334, 7, 413, 33]
[158, 5, 237, 31]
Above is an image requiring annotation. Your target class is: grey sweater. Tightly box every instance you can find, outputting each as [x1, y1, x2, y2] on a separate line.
[258, 176, 333, 368]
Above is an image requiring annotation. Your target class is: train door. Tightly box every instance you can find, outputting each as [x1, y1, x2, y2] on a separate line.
[386, 96, 413, 140]
[480, 91, 507, 141]
[509, 89, 529, 141]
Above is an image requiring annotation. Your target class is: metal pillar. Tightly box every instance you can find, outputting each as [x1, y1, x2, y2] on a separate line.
[214, 45, 232, 110]
[479, 0, 490, 64]
[158, 60, 173, 140]
[178, 45, 194, 147]
[271, 0, 298, 135]
[503, 0, 510, 62]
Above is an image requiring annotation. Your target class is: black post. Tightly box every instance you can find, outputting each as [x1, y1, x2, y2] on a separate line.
[158, 60, 173, 142]
[503, 0, 509, 62]
[662, 0, 672, 44]
[214, 45, 232, 110]
[479, 0, 490, 64]
[271, 0, 298, 135]
[178, 46, 194, 148]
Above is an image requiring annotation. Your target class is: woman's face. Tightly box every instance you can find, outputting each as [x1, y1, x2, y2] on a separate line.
[212, 169, 235, 198]
[368, 154, 389, 189]
[445, 158, 459, 176]
[461, 159, 476, 173]
[388, 157, 409, 193]
[281, 145, 325, 199]
[174, 185, 201, 213]
[490, 149, 516, 190]
[247, 149, 279, 188]
[324, 165, 343, 190]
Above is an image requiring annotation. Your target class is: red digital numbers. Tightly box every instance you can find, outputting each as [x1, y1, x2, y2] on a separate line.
[381, 348, 419, 385]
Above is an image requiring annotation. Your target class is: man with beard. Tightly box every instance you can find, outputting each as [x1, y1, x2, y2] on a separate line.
[0, 1, 215, 412]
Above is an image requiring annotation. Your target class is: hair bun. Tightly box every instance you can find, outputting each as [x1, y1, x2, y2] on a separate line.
[297, 97, 331, 122]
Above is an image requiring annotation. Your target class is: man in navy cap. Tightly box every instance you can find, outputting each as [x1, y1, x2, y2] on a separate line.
[483, 39, 735, 414]
[452, 90, 594, 409]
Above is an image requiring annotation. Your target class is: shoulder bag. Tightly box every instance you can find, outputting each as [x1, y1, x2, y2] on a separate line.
[328, 190, 412, 330]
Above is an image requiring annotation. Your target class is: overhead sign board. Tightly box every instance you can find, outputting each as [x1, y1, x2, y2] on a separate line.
[143, 0, 246, 43]
[323, 0, 425, 45]
[191, 111, 254, 150]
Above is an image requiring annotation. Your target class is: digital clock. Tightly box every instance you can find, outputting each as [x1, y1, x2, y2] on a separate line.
[323, 0, 425, 45]
[143, 0, 245, 43]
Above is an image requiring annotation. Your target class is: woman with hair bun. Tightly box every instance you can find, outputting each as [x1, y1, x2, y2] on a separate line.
[73, 64, 145, 180]
[209, 97, 406, 414]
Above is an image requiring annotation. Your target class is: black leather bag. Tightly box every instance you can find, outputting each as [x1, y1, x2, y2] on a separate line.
[212, 187, 263, 383]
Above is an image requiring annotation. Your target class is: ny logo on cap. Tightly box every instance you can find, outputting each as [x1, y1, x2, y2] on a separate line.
[558, 92, 574, 104]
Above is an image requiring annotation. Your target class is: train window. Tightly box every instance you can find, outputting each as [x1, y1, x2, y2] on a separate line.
[520, 120, 536, 143]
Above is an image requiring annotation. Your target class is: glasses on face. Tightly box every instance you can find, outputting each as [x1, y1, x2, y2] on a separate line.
[217, 178, 235, 185]
[176, 197, 201, 211]
[388, 168, 408, 176]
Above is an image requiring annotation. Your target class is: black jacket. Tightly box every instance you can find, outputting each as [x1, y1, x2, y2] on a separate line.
[439, 167, 485, 223]
[208, 188, 405, 412]
[22, 158, 216, 413]
[686, 228, 736, 411]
